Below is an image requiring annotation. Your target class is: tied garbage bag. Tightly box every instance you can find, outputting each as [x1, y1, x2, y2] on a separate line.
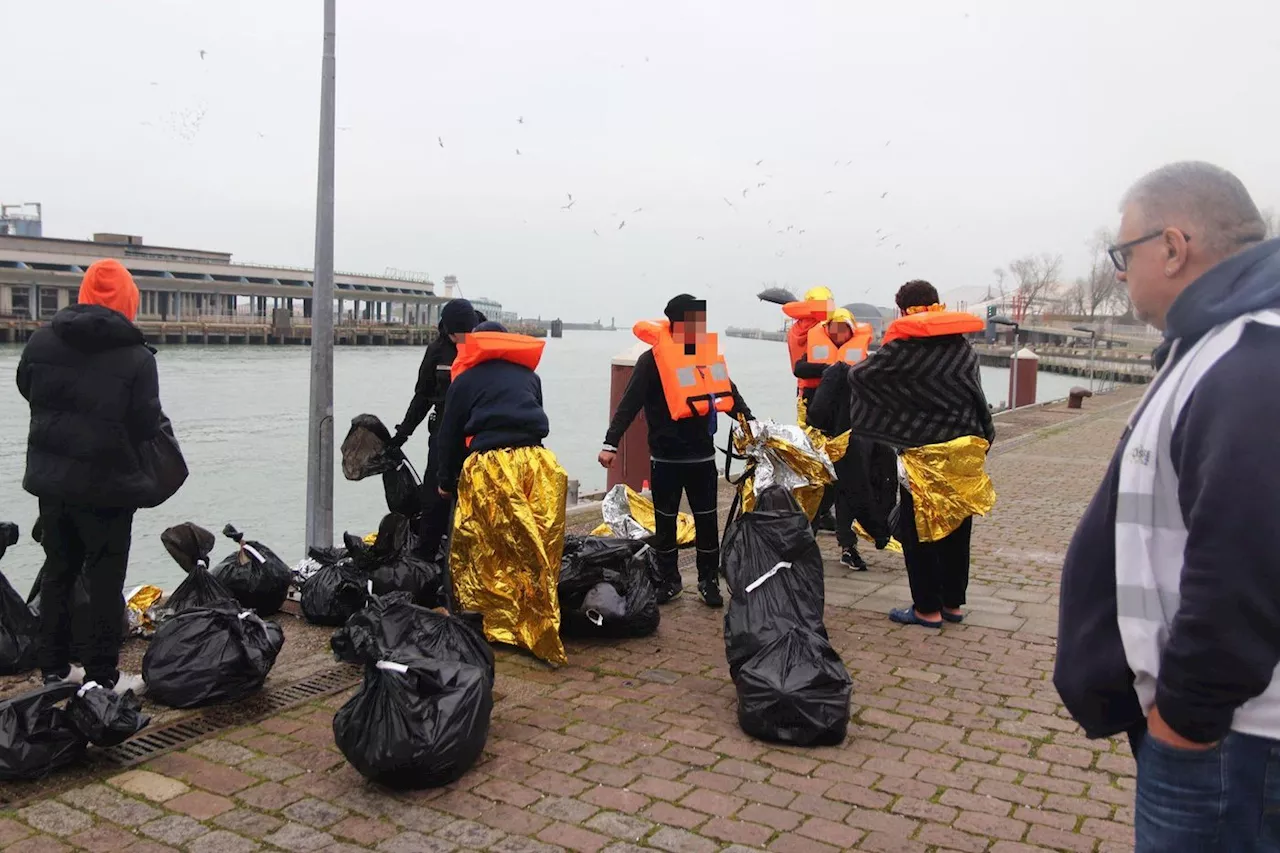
[558, 536, 659, 638]
[722, 486, 852, 746]
[294, 546, 348, 588]
[212, 524, 292, 617]
[150, 524, 237, 623]
[734, 627, 852, 747]
[0, 523, 40, 675]
[300, 556, 367, 627]
[65, 682, 150, 747]
[333, 656, 493, 790]
[0, 683, 86, 781]
[590, 484, 696, 546]
[332, 594, 494, 687]
[722, 488, 828, 677]
[143, 604, 285, 708]
[344, 515, 443, 608]
[340, 414, 421, 517]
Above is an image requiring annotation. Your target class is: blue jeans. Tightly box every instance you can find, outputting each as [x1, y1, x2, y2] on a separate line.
[1135, 724, 1280, 852]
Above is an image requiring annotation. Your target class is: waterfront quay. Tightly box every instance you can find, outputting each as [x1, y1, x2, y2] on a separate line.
[0, 387, 1145, 852]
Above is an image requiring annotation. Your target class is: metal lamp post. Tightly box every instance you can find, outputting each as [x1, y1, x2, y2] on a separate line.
[305, 0, 337, 552]
[992, 316, 1020, 410]
[1073, 325, 1098, 392]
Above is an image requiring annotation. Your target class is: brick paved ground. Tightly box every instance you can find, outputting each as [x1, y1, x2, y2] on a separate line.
[0, 391, 1144, 852]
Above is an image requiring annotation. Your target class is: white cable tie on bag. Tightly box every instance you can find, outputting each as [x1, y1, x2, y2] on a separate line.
[77, 681, 101, 697]
[586, 610, 604, 627]
[745, 561, 791, 593]
[238, 610, 253, 620]
[243, 544, 265, 564]
[376, 660, 409, 673]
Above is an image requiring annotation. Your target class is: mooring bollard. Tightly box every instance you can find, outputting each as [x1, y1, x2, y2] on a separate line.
[608, 341, 650, 492]
[1067, 386, 1093, 410]
[565, 479, 580, 507]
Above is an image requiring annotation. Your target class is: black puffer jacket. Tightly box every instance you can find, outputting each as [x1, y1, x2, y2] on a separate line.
[17, 305, 163, 508]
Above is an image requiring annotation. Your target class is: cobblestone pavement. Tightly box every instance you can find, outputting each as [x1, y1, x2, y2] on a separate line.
[0, 391, 1145, 852]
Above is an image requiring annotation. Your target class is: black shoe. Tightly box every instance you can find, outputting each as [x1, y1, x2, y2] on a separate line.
[840, 548, 868, 571]
[874, 536, 891, 551]
[698, 580, 724, 608]
[656, 580, 683, 604]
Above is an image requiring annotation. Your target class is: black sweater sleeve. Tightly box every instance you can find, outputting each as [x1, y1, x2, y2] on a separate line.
[1156, 325, 1280, 743]
[603, 351, 655, 449]
[806, 365, 843, 434]
[793, 355, 827, 379]
[400, 345, 440, 436]
[434, 375, 471, 493]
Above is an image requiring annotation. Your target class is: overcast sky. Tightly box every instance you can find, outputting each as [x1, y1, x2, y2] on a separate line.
[6, 0, 1278, 328]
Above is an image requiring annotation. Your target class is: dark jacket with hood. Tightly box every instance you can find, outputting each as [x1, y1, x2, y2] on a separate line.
[1055, 237, 1280, 743]
[435, 323, 549, 493]
[17, 304, 162, 509]
[398, 299, 483, 438]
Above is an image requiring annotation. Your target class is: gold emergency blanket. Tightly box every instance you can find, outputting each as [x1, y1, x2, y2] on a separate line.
[590, 484, 696, 546]
[126, 585, 164, 637]
[732, 420, 838, 521]
[450, 446, 568, 665]
[853, 521, 904, 554]
[900, 436, 996, 543]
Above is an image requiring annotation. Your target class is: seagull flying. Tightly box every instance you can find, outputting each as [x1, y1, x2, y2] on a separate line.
[199, 50, 207, 60]
[593, 229, 600, 236]
[561, 201, 575, 210]
[438, 137, 444, 148]
[515, 149, 521, 155]
[823, 191, 833, 196]
[755, 159, 764, 166]
[567, 193, 573, 202]
[757, 182, 766, 188]
[723, 197, 735, 208]
[696, 236, 705, 241]
[632, 207, 643, 213]
[517, 116, 524, 124]
[895, 243, 902, 249]
[880, 191, 889, 198]
[618, 220, 626, 230]
[742, 188, 749, 198]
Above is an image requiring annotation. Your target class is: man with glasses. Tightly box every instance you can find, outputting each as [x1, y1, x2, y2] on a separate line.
[1054, 161, 1279, 851]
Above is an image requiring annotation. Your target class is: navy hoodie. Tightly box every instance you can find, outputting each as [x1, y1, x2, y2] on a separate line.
[1055, 237, 1280, 742]
[434, 359, 549, 493]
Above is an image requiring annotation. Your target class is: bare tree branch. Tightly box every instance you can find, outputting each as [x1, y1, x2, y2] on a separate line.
[1007, 252, 1063, 319]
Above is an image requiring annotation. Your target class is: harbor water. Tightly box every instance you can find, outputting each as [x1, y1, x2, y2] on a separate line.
[0, 332, 1079, 592]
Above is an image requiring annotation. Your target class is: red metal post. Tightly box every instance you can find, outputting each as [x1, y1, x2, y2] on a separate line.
[607, 343, 650, 492]
[1008, 347, 1039, 409]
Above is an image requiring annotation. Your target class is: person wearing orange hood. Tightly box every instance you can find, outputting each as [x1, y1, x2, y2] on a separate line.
[17, 259, 174, 696]
[784, 286, 836, 418]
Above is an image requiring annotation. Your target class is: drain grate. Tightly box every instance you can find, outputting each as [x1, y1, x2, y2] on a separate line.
[0, 663, 363, 808]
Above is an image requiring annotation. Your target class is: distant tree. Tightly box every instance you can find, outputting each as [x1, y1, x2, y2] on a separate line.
[1081, 228, 1121, 318]
[987, 268, 1008, 301]
[1007, 253, 1063, 319]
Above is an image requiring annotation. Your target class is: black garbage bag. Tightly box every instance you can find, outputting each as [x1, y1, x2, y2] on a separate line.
[332, 594, 494, 686]
[0, 523, 40, 676]
[341, 414, 421, 517]
[344, 515, 443, 608]
[211, 524, 292, 617]
[333, 656, 492, 789]
[0, 683, 86, 781]
[734, 626, 852, 747]
[558, 536, 659, 638]
[143, 604, 285, 708]
[65, 683, 150, 747]
[722, 487, 828, 678]
[300, 558, 368, 627]
[151, 524, 237, 623]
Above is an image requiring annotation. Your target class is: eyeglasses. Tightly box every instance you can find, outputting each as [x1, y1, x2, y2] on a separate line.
[1107, 229, 1191, 272]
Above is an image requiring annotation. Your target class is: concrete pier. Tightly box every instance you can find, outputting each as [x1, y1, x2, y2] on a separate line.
[0, 388, 1146, 850]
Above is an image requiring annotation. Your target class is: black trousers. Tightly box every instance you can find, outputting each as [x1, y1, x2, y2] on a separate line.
[896, 486, 972, 613]
[416, 426, 450, 560]
[651, 459, 719, 584]
[36, 498, 134, 686]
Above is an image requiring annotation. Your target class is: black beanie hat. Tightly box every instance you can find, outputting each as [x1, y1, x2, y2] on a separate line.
[440, 299, 479, 335]
[664, 294, 705, 324]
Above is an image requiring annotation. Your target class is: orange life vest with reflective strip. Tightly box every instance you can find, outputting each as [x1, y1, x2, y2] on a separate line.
[634, 320, 735, 421]
[783, 300, 834, 391]
[806, 322, 873, 367]
[450, 331, 545, 381]
[881, 304, 986, 346]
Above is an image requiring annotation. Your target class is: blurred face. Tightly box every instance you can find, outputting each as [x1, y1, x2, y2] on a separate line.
[1114, 204, 1192, 330]
[828, 322, 853, 347]
[672, 311, 707, 346]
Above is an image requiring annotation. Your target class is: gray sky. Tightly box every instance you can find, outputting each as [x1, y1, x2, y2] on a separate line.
[6, 0, 1278, 328]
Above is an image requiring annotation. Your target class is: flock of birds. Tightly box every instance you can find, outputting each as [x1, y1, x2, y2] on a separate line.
[142, 48, 913, 272]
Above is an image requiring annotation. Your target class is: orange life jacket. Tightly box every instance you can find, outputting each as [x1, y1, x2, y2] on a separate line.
[781, 299, 833, 322]
[881, 304, 986, 346]
[634, 320, 735, 421]
[450, 331, 545, 381]
[806, 322, 873, 367]
[787, 318, 823, 391]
